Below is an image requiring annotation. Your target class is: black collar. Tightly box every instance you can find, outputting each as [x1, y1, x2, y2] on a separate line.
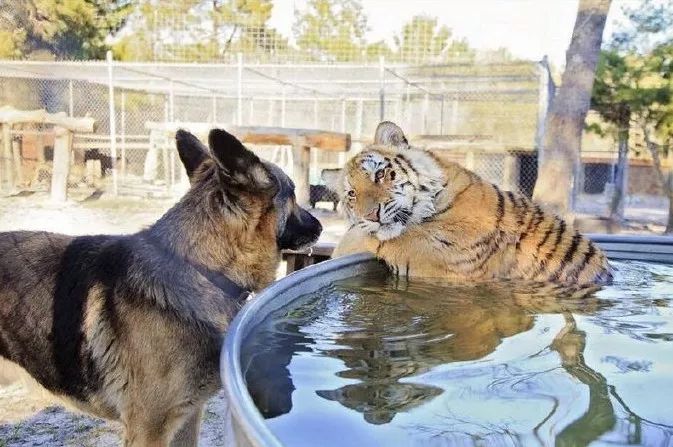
[194, 264, 251, 301]
[142, 232, 251, 301]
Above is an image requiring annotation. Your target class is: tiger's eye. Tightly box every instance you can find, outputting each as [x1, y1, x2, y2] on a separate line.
[347, 190, 356, 198]
[375, 169, 385, 181]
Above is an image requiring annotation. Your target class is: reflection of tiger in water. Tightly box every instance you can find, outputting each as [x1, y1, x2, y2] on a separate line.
[333, 121, 612, 286]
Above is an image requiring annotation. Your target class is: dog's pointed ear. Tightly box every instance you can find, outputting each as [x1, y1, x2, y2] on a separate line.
[208, 128, 271, 188]
[374, 121, 409, 148]
[208, 128, 258, 172]
[176, 129, 209, 180]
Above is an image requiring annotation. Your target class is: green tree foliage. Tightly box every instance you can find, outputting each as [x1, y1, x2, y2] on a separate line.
[394, 15, 473, 63]
[591, 0, 673, 231]
[0, 0, 131, 59]
[293, 0, 368, 62]
[113, 0, 282, 61]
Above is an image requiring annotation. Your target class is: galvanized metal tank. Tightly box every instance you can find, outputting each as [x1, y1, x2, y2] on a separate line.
[220, 235, 673, 447]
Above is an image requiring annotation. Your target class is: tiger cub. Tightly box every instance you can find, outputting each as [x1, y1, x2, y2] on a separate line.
[332, 121, 612, 286]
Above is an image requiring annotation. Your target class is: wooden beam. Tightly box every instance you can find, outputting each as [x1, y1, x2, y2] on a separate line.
[0, 106, 95, 132]
[231, 126, 350, 152]
[144, 122, 351, 152]
[292, 143, 311, 206]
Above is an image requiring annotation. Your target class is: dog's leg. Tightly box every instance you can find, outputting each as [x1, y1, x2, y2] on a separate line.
[169, 405, 204, 447]
[123, 429, 169, 447]
[122, 411, 172, 447]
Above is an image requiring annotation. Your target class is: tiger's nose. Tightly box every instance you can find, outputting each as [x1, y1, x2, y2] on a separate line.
[363, 206, 380, 222]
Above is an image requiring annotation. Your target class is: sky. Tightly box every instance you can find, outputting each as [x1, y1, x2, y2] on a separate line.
[268, 0, 639, 68]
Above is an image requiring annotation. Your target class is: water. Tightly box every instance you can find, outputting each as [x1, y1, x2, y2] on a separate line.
[241, 261, 673, 446]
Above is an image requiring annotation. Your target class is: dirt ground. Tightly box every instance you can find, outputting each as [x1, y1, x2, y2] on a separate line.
[0, 192, 347, 447]
[0, 191, 668, 446]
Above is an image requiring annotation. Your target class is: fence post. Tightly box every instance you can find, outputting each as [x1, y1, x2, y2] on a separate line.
[106, 50, 118, 196]
[450, 99, 459, 134]
[267, 98, 274, 126]
[536, 56, 552, 166]
[68, 80, 74, 117]
[237, 53, 243, 126]
[121, 90, 126, 181]
[379, 56, 385, 121]
[11, 134, 22, 186]
[439, 95, 445, 134]
[313, 98, 318, 128]
[423, 93, 429, 134]
[168, 81, 175, 122]
[50, 126, 71, 202]
[212, 96, 217, 123]
[281, 85, 286, 128]
[248, 98, 254, 125]
[1, 124, 12, 190]
[356, 99, 364, 152]
[291, 140, 311, 206]
[339, 98, 346, 166]
[405, 83, 411, 130]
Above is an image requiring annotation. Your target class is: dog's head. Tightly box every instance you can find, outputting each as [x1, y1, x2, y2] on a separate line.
[175, 128, 322, 252]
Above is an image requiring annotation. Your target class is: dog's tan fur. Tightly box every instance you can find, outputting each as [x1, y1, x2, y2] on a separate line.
[0, 129, 322, 446]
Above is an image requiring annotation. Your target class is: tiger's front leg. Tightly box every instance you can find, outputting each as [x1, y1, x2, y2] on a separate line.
[332, 226, 380, 258]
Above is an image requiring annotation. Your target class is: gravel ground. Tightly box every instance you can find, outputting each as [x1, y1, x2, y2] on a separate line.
[0, 192, 346, 447]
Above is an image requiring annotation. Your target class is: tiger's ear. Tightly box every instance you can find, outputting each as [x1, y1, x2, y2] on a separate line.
[374, 121, 408, 148]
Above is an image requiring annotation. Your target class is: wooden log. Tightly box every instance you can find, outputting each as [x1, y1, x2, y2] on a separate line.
[50, 127, 72, 202]
[292, 143, 311, 206]
[144, 122, 351, 152]
[0, 106, 95, 132]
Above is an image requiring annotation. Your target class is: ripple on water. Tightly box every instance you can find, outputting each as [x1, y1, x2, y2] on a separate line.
[242, 261, 673, 447]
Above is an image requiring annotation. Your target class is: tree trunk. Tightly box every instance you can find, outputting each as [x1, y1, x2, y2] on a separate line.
[609, 125, 629, 221]
[667, 190, 673, 235]
[643, 126, 673, 234]
[533, 0, 611, 216]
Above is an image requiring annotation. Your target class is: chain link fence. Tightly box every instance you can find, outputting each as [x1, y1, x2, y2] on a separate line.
[1, 1, 671, 233]
[1, 58, 670, 232]
[0, 58, 548, 207]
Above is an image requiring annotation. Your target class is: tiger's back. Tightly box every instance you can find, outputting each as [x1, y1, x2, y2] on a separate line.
[333, 122, 611, 287]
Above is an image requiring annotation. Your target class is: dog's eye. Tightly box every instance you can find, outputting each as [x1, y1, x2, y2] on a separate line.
[347, 190, 356, 198]
[389, 170, 396, 180]
[375, 169, 385, 181]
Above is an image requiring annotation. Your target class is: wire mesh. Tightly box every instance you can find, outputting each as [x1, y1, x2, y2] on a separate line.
[1, 0, 669, 230]
[0, 58, 548, 204]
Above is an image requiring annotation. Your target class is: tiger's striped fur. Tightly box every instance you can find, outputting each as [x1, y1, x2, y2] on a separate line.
[333, 122, 612, 286]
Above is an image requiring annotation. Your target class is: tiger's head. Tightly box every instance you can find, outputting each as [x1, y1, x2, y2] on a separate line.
[336, 122, 446, 241]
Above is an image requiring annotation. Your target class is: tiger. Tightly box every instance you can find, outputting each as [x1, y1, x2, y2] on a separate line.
[332, 121, 612, 287]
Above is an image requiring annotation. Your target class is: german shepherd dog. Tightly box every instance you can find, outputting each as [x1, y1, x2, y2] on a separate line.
[0, 129, 322, 446]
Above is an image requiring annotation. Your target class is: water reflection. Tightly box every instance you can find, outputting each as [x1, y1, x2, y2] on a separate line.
[313, 278, 610, 427]
[242, 263, 673, 445]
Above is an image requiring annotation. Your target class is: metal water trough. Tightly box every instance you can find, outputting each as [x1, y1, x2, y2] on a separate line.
[221, 234, 673, 447]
